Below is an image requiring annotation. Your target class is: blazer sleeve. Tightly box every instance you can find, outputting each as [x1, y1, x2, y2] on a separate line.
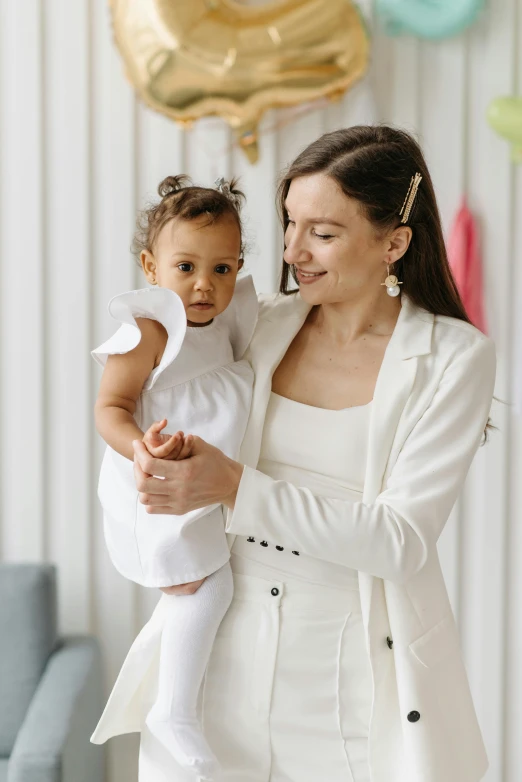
[225, 337, 496, 584]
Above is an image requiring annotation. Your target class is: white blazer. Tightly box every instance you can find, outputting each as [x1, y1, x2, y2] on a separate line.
[92, 290, 495, 782]
[224, 290, 496, 782]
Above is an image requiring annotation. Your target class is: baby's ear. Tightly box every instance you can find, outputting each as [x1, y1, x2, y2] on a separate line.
[141, 250, 157, 284]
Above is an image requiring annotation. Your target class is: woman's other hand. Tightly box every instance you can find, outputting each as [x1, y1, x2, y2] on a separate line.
[132, 436, 244, 514]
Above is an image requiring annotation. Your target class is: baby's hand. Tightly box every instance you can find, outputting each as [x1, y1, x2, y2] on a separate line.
[142, 419, 194, 460]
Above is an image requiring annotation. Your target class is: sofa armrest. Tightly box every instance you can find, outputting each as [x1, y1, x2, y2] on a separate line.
[8, 636, 105, 782]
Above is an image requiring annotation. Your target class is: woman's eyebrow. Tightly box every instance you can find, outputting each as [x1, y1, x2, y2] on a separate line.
[307, 217, 345, 228]
[284, 202, 344, 227]
[286, 213, 345, 228]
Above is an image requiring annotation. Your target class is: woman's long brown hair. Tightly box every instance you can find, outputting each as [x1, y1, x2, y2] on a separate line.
[278, 125, 469, 319]
[276, 125, 494, 437]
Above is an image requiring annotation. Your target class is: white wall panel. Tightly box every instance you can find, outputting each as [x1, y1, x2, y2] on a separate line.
[2, 2, 521, 780]
[388, 35, 421, 130]
[505, 130, 522, 781]
[505, 7, 522, 778]
[232, 113, 281, 293]
[460, 3, 515, 779]
[0, 0, 45, 562]
[44, 0, 92, 634]
[137, 107, 186, 204]
[418, 34, 469, 619]
[186, 118, 232, 186]
[90, 0, 141, 777]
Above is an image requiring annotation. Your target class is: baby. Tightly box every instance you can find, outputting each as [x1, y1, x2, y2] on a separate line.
[92, 175, 257, 779]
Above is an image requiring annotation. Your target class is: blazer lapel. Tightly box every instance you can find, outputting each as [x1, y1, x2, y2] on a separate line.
[359, 295, 434, 623]
[363, 294, 434, 504]
[238, 294, 312, 470]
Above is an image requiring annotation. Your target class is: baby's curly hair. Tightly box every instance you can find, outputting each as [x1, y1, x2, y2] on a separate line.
[132, 175, 246, 262]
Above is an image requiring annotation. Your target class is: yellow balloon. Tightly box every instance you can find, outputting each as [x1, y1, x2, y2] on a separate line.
[110, 0, 370, 162]
[487, 97, 522, 164]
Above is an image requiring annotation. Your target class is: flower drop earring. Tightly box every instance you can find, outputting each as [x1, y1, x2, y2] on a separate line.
[381, 263, 403, 297]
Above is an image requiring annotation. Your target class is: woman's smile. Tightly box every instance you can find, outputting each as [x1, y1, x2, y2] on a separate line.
[294, 267, 327, 284]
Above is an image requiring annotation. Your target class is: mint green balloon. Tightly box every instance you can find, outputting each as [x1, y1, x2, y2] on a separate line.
[487, 97, 522, 163]
[376, 0, 485, 39]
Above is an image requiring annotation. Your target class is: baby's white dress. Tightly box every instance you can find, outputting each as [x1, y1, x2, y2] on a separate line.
[92, 275, 257, 779]
[92, 274, 257, 588]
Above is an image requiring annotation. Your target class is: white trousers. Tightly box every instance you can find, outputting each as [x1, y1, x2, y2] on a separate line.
[139, 553, 373, 782]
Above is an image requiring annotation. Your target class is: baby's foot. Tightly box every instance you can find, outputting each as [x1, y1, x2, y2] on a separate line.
[145, 709, 221, 779]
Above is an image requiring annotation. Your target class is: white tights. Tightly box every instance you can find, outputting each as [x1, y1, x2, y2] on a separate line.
[145, 562, 233, 780]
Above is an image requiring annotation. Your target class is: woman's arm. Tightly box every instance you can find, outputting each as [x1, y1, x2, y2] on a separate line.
[95, 318, 167, 460]
[134, 337, 495, 585]
[226, 337, 496, 584]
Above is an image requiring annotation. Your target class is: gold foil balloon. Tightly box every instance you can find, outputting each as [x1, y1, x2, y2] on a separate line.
[110, 0, 370, 162]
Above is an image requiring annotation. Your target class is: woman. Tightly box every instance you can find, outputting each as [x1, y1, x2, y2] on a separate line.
[93, 126, 495, 782]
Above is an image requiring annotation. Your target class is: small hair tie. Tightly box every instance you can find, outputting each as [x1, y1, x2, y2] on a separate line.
[214, 177, 231, 196]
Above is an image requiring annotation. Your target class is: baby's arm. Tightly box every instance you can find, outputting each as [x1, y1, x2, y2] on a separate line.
[95, 318, 167, 460]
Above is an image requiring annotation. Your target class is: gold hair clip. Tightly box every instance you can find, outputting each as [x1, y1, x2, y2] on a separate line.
[399, 172, 422, 224]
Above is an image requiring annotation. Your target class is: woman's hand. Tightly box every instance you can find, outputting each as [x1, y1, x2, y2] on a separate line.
[132, 435, 244, 514]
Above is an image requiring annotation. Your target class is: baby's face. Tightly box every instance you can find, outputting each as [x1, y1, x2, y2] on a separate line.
[142, 214, 243, 326]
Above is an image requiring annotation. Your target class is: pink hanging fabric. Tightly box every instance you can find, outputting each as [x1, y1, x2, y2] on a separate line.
[447, 198, 487, 334]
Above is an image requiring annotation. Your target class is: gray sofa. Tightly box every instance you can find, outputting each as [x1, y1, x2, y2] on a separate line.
[0, 564, 105, 782]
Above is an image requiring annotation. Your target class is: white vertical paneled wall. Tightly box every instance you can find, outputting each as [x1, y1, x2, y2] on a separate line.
[1, 1, 520, 780]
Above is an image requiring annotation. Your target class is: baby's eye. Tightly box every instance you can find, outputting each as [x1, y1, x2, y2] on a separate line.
[177, 262, 194, 272]
[215, 265, 231, 275]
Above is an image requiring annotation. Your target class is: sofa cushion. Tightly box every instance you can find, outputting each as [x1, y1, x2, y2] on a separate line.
[0, 565, 58, 755]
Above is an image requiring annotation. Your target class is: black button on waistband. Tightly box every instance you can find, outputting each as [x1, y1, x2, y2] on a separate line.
[407, 711, 420, 723]
[260, 541, 268, 547]
[247, 537, 255, 542]
[276, 546, 284, 551]
[386, 636, 393, 649]
[271, 587, 280, 596]
[292, 551, 300, 556]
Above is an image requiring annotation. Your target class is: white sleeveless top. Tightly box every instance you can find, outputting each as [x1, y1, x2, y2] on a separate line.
[231, 392, 372, 590]
[92, 276, 258, 588]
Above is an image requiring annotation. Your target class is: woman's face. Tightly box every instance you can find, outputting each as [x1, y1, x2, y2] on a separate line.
[284, 173, 408, 306]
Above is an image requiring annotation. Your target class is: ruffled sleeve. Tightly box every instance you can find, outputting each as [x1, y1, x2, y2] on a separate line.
[91, 287, 187, 390]
[216, 274, 258, 360]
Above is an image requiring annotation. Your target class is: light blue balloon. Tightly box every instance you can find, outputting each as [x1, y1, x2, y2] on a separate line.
[376, 0, 485, 40]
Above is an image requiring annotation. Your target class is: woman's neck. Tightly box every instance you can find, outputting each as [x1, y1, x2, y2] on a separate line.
[308, 291, 402, 345]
